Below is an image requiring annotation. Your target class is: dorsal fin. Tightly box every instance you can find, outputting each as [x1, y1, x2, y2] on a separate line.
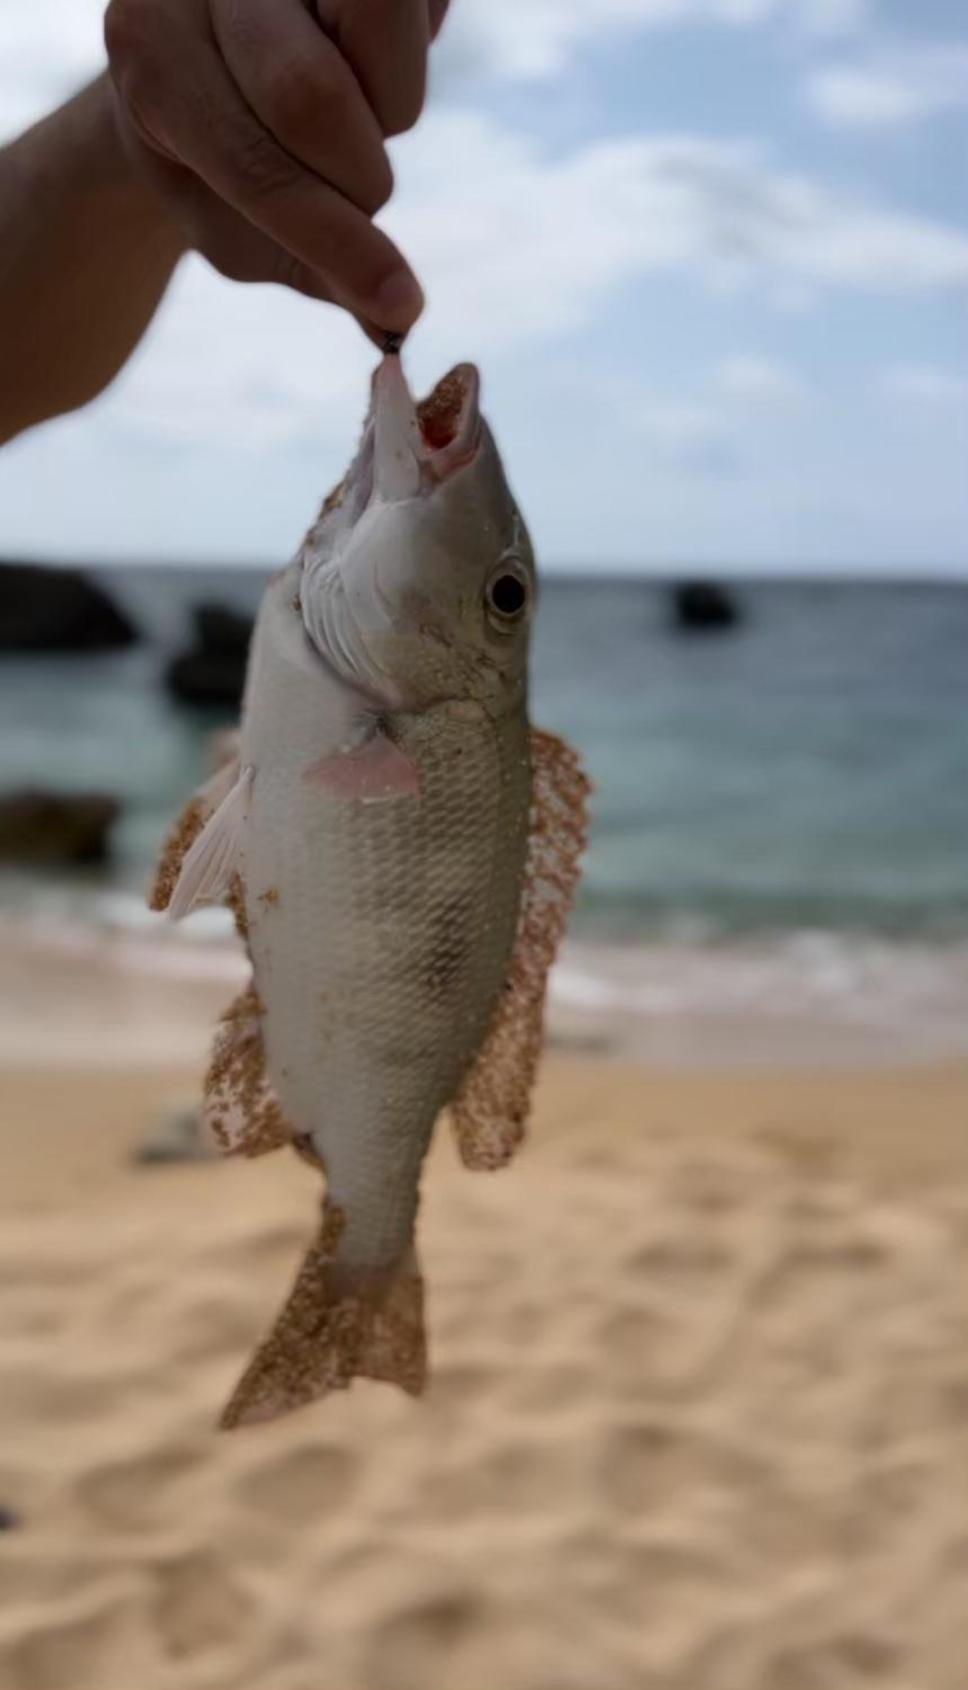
[450, 727, 590, 1171]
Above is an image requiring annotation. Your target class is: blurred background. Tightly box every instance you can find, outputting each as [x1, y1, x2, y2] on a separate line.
[0, 0, 965, 1061]
[0, 3, 966, 1689]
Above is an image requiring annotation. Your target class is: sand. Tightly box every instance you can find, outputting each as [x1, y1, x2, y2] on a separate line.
[2, 1003, 968, 1690]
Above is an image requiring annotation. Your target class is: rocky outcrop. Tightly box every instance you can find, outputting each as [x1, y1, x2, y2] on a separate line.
[0, 790, 120, 865]
[671, 580, 740, 632]
[132, 1104, 218, 1165]
[0, 562, 138, 651]
[165, 602, 254, 708]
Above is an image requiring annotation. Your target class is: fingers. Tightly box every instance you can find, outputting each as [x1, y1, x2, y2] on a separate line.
[428, 0, 451, 40]
[123, 125, 392, 349]
[316, 0, 430, 137]
[113, 30, 422, 331]
[209, 0, 393, 216]
[105, 0, 440, 324]
[133, 145, 337, 300]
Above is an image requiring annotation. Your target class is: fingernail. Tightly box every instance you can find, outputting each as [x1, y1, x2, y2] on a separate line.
[372, 268, 424, 333]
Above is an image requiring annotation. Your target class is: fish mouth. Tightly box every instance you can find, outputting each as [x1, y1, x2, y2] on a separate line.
[416, 363, 481, 477]
[371, 357, 481, 501]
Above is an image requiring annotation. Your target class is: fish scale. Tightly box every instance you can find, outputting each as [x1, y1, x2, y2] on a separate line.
[242, 568, 531, 1267]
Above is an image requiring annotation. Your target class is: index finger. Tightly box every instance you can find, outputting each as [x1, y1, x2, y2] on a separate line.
[316, 0, 429, 136]
[211, 0, 394, 216]
[137, 36, 422, 331]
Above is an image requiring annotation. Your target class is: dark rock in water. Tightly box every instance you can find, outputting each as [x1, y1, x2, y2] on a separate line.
[0, 790, 120, 865]
[0, 561, 138, 652]
[133, 1104, 218, 1165]
[166, 651, 247, 707]
[671, 580, 740, 632]
[165, 600, 254, 707]
[192, 602, 253, 656]
[0, 1506, 20, 1532]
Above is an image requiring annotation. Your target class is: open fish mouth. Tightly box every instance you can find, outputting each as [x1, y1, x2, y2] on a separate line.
[371, 357, 482, 500]
[300, 356, 489, 699]
[415, 363, 481, 473]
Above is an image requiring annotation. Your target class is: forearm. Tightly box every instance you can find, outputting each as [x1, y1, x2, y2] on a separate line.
[0, 75, 186, 444]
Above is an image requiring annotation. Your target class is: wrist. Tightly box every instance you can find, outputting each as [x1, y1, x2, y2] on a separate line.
[89, 75, 188, 258]
[35, 73, 188, 264]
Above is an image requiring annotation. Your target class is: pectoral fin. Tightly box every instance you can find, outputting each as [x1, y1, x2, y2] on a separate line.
[167, 766, 253, 921]
[450, 727, 590, 1171]
[149, 755, 240, 912]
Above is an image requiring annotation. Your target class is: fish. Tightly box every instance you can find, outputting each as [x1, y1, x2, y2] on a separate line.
[151, 353, 589, 1429]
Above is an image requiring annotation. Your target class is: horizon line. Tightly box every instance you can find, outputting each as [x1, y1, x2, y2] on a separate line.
[3, 553, 967, 586]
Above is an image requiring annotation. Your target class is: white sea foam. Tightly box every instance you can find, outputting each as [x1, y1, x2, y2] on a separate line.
[2, 896, 964, 1071]
[548, 934, 968, 1066]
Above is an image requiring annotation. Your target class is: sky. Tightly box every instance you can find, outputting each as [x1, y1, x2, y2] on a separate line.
[0, 0, 965, 575]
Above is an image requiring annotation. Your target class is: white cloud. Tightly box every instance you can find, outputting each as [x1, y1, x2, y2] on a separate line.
[634, 396, 734, 462]
[790, 0, 865, 36]
[435, 0, 864, 83]
[83, 114, 968, 450]
[879, 364, 968, 405]
[806, 42, 968, 128]
[0, 0, 868, 144]
[590, 358, 811, 476]
[388, 117, 968, 339]
[715, 355, 807, 401]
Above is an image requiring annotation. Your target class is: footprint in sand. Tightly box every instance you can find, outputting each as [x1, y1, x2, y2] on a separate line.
[151, 1548, 251, 1660]
[166, 1289, 261, 1366]
[237, 1443, 360, 1525]
[78, 1444, 206, 1532]
[499, 1361, 592, 1418]
[598, 1420, 695, 1514]
[0, 1587, 142, 1690]
[365, 1592, 481, 1690]
[424, 1360, 494, 1415]
[421, 1433, 585, 1522]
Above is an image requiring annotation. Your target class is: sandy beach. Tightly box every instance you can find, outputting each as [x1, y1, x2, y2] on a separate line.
[1, 934, 967, 1690]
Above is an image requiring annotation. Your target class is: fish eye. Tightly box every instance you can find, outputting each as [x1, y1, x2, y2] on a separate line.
[485, 563, 530, 627]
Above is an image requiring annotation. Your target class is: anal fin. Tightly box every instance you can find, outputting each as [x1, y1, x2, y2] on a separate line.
[203, 983, 292, 1159]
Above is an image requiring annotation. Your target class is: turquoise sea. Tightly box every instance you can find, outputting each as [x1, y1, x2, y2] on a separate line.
[1, 570, 964, 944]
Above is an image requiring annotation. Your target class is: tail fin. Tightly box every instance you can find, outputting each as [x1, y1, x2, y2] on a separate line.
[220, 1205, 426, 1430]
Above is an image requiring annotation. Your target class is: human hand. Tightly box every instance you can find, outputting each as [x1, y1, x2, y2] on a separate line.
[104, 0, 450, 335]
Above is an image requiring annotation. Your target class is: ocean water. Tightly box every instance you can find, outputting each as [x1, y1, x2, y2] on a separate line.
[0, 569, 965, 948]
